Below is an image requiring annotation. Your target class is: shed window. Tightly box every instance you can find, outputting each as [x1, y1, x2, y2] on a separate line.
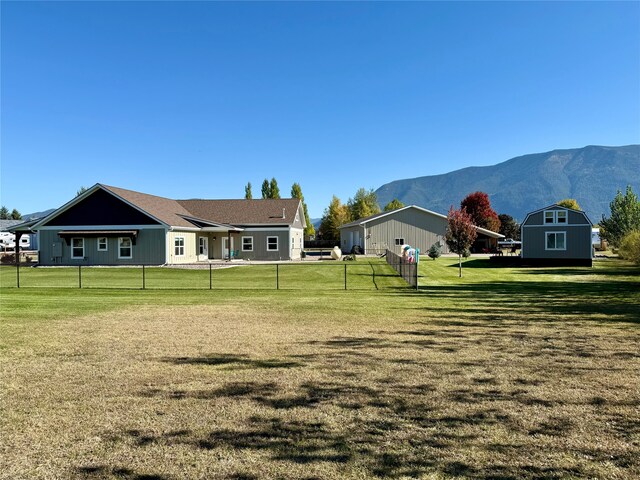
[395, 238, 405, 246]
[267, 236, 278, 251]
[174, 237, 185, 256]
[71, 238, 84, 259]
[119, 237, 132, 259]
[242, 236, 253, 251]
[546, 232, 566, 250]
[545, 210, 567, 224]
[97, 237, 108, 251]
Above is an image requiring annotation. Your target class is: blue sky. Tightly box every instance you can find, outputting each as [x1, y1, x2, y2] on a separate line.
[2, 1, 639, 218]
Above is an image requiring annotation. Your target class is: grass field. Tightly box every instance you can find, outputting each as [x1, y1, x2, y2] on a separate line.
[1, 257, 639, 479]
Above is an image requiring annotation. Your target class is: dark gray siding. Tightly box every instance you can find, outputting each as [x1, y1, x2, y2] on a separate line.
[522, 207, 592, 259]
[38, 229, 167, 265]
[206, 230, 291, 260]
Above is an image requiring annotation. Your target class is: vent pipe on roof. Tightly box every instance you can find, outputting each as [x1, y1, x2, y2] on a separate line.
[282, 208, 286, 219]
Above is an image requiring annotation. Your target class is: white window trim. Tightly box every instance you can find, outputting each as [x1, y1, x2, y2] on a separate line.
[544, 210, 568, 225]
[174, 236, 185, 257]
[97, 237, 108, 252]
[242, 236, 254, 252]
[71, 237, 84, 259]
[545, 231, 567, 251]
[118, 237, 133, 259]
[267, 236, 279, 251]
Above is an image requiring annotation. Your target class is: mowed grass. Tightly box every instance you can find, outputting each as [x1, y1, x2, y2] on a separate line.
[1, 257, 639, 479]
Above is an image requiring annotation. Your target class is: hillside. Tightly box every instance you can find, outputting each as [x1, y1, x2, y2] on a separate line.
[375, 145, 640, 222]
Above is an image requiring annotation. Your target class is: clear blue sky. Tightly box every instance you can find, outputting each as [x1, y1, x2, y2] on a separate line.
[2, 1, 639, 218]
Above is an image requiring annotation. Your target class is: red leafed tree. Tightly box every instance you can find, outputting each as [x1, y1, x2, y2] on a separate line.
[445, 207, 478, 278]
[461, 191, 501, 232]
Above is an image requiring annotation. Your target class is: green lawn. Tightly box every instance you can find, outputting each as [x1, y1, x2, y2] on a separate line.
[1, 257, 639, 479]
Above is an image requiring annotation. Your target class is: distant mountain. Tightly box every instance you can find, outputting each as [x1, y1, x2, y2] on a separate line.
[375, 145, 640, 223]
[23, 208, 56, 221]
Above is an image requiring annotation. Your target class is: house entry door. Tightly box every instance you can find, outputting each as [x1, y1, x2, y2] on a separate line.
[222, 237, 234, 259]
[198, 237, 209, 260]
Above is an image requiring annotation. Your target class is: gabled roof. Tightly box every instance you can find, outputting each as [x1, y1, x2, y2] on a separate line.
[34, 183, 304, 230]
[339, 204, 504, 239]
[521, 203, 593, 226]
[340, 205, 446, 229]
[178, 198, 303, 226]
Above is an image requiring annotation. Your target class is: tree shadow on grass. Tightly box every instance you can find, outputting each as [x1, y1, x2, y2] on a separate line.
[75, 465, 170, 480]
[160, 353, 304, 370]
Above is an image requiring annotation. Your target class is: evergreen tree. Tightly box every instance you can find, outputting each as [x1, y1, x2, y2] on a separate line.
[0, 206, 9, 220]
[347, 188, 380, 221]
[291, 183, 315, 237]
[244, 182, 253, 199]
[445, 207, 477, 278]
[76, 186, 88, 197]
[498, 213, 520, 240]
[383, 199, 405, 212]
[600, 186, 640, 248]
[427, 242, 442, 260]
[10, 209, 22, 220]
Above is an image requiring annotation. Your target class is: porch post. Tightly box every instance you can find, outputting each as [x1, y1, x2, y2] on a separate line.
[227, 231, 231, 261]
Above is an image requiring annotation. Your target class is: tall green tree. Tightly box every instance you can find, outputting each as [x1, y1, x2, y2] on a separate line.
[10, 209, 22, 220]
[498, 213, 520, 240]
[319, 195, 349, 240]
[347, 188, 380, 221]
[291, 182, 315, 237]
[0, 206, 9, 220]
[261, 179, 271, 199]
[76, 186, 88, 197]
[269, 178, 281, 199]
[445, 207, 477, 278]
[600, 185, 640, 248]
[557, 198, 581, 210]
[383, 199, 405, 212]
[244, 182, 253, 199]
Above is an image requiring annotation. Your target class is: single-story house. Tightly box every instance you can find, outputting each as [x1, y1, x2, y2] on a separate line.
[339, 205, 504, 255]
[520, 204, 593, 266]
[28, 183, 306, 266]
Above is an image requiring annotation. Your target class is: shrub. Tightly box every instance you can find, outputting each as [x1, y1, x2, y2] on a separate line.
[619, 230, 640, 265]
[428, 242, 442, 260]
[0, 254, 16, 264]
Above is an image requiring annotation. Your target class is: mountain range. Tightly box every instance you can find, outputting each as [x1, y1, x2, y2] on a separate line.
[375, 145, 640, 223]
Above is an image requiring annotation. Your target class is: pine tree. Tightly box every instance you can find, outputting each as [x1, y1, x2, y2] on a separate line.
[0, 206, 9, 220]
[10, 209, 22, 220]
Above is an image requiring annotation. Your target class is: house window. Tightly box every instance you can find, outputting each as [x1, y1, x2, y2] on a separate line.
[395, 238, 405, 246]
[545, 210, 567, 224]
[119, 237, 132, 259]
[71, 238, 84, 259]
[267, 236, 278, 251]
[546, 232, 566, 250]
[97, 237, 108, 251]
[242, 236, 253, 251]
[174, 237, 185, 256]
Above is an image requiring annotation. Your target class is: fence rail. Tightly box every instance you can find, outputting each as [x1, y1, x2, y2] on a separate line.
[385, 249, 419, 288]
[2, 262, 416, 291]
